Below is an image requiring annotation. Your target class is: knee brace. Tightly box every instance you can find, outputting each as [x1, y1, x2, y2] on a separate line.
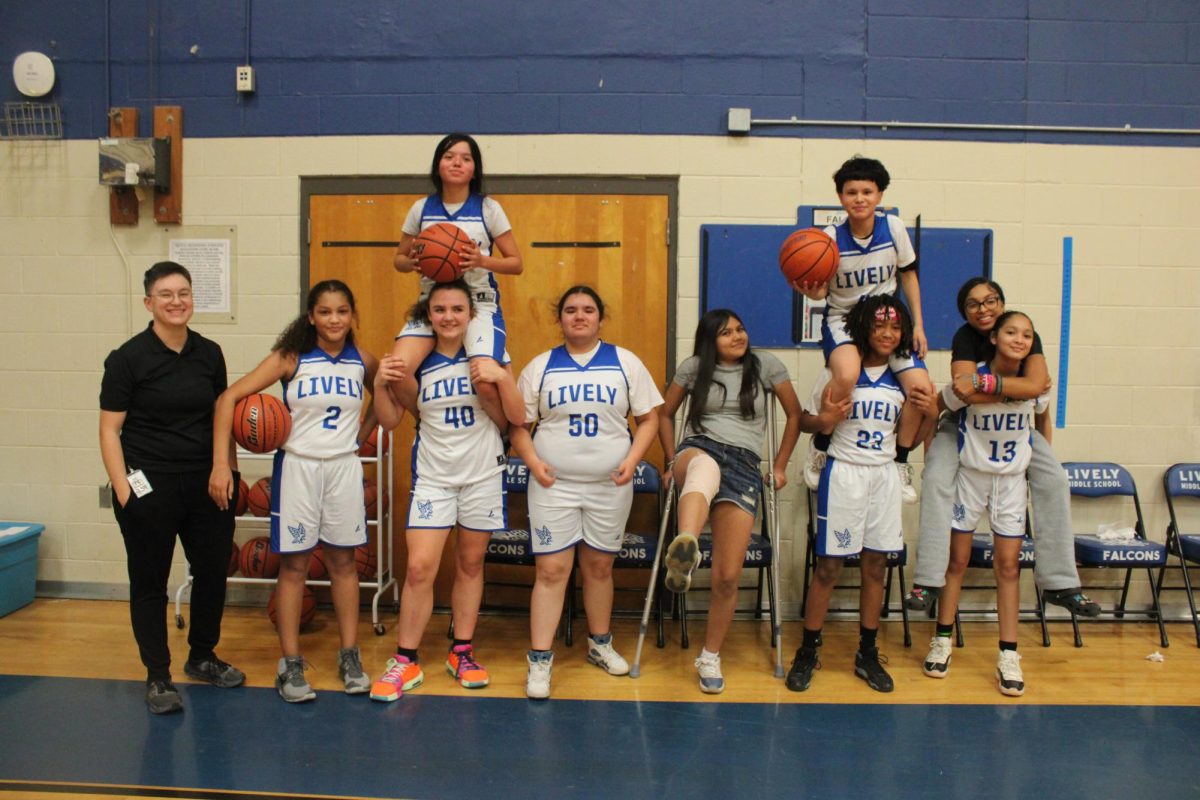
[679, 452, 721, 506]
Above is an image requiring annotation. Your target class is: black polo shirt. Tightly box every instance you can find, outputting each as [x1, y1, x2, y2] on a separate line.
[951, 322, 1044, 364]
[100, 323, 228, 472]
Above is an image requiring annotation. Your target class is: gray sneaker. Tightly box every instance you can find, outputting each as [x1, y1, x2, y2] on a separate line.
[276, 656, 316, 703]
[145, 679, 183, 714]
[338, 647, 370, 695]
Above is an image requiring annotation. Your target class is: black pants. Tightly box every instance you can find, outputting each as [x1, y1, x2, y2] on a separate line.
[112, 469, 237, 681]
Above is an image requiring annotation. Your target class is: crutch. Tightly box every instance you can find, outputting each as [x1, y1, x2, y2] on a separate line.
[630, 394, 688, 679]
[764, 390, 785, 678]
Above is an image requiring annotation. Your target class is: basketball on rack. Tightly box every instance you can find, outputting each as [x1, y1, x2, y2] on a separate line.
[413, 222, 470, 281]
[355, 544, 377, 580]
[268, 586, 316, 629]
[358, 426, 386, 458]
[779, 227, 840, 286]
[362, 478, 390, 520]
[246, 477, 272, 517]
[239, 535, 281, 578]
[228, 540, 241, 576]
[233, 393, 291, 453]
[234, 477, 250, 516]
[307, 546, 328, 581]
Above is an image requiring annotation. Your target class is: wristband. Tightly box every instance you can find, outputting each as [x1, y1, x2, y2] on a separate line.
[995, 375, 1004, 397]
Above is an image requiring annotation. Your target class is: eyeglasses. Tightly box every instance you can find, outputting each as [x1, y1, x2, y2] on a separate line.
[151, 289, 193, 302]
[965, 295, 1000, 313]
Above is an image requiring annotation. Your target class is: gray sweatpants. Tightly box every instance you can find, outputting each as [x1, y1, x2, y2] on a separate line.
[912, 414, 1081, 592]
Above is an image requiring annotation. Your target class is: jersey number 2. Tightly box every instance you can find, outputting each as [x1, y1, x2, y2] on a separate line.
[321, 406, 341, 430]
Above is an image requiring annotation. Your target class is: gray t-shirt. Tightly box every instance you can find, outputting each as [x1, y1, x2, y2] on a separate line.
[673, 349, 790, 455]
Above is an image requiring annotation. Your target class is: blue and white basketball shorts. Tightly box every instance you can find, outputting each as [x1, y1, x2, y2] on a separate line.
[951, 467, 1027, 538]
[396, 303, 509, 365]
[407, 471, 506, 532]
[527, 477, 633, 555]
[271, 451, 367, 554]
[821, 311, 925, 373]
[815, 458, 902, 557]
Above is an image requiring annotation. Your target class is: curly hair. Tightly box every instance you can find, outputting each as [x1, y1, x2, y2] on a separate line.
[833, 156, 891, 193]
[844, 293, 914, 360]
[273, 280, 357, 356]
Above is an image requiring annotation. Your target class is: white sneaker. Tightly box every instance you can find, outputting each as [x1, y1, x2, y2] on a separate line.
[695, 650, 724, 694]
[526, 652, 553, 700]
[996, 650, 1025, 697]
[804, 445, 826, 491]
[587, 637, 630, 676]
[923, 637, 952, 678]
[896, 462, 917, 504]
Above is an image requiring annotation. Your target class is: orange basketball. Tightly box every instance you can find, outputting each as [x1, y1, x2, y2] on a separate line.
[307, 547, 328, 581]
[357, 426, 386, 458]
[413, 222, 470, 282]
[227, 540, 241, 576]
[362, 478, 390, 520]
[267, 586, 316, 629]
[246, 477, 272, 517]
[355, 544, 377, 580]
[234, 477, 250, 516]
[233, 393, 291, 453]
[239, 535, 280, 578]
[780, 227, 840, 286]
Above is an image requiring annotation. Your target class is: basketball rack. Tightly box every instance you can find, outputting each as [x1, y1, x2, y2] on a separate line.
[172, 426, 399, 636]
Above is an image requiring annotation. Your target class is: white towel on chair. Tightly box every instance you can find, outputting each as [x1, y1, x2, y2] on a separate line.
[1096, 522, 1137, 542]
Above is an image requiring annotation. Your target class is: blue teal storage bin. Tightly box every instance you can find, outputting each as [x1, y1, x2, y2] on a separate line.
[0, 522, 43, 617]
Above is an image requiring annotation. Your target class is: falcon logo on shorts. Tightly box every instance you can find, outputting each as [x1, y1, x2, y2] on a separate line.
[834, 528, 853, 550]
[417, 499, 434, 520]
[288, 522, 306, 545]
[535, 525, 553, 547]
[953, 503, 966, 524]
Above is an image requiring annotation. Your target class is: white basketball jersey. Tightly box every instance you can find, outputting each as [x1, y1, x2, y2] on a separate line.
[281, 343, 366, 459]
[950, 364, 1047, 475]
[413, 347, 505, 487]
[417, 193, 499, 306]
[530, 343, 634, 482]
[822, 212, 915, 316]
[816, 365, 904, 466]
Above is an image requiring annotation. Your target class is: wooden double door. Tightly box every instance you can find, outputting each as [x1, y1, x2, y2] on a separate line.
[308, 187, 671, 604]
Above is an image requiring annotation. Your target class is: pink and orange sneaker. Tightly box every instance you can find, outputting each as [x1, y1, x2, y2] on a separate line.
[369, 656, 424, 702]
[445, 645, 490, 689]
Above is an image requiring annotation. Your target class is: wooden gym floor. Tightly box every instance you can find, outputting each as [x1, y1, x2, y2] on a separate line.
[0, 598, 1197, 799]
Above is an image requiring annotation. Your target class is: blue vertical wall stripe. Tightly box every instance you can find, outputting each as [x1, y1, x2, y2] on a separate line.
[1056, 237, 1072, 430]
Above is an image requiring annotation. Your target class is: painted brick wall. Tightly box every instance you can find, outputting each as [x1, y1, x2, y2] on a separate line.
[3, 2, 1199, 142]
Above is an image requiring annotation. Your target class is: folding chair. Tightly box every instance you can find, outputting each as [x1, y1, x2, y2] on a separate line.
[799, 487, 912, 648]
[1156, 463, 1200, 647]
[674, 392, 786, 678]
[1062, 461, 1168, 648]
[480, 456, 575, 644]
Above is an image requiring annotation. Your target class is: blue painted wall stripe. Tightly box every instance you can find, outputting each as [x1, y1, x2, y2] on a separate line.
[1056, 236, 1072, 430]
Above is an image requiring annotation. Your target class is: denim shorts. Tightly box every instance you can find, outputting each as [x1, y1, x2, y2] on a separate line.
[677, 436, 762, 516]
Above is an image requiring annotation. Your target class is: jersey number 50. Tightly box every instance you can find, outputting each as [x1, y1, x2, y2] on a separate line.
[568, 413, 599, 437]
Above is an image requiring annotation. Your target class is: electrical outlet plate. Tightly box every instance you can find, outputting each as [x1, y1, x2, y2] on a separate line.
[236, 65, 255, 93]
